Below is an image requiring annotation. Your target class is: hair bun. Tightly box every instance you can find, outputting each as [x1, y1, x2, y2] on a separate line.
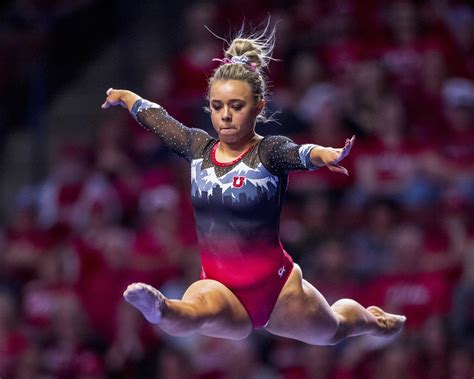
[224, 21, 275, 71]
[226, 39, 263, 70]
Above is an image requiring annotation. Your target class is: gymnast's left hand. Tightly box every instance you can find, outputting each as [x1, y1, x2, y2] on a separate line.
[310, 135, 355, 176]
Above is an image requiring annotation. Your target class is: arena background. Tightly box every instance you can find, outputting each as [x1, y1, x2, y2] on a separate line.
[0, 0, 473, 378]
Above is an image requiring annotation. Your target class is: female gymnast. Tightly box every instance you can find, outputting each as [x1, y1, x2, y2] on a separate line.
[101, 26, 406, 345]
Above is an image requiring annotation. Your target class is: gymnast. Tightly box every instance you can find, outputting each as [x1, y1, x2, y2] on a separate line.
[101, 25, 406, 344]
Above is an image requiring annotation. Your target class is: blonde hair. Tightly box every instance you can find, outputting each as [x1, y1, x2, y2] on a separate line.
[208, 21, 276, 123]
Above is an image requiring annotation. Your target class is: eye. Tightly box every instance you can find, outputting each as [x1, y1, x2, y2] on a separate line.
[211, 104, 222, 111]
[232, 104, 243, 111]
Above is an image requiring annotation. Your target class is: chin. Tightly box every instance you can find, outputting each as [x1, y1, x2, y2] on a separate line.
[217, 129, 238, 140]
[219, 135, 239, 144]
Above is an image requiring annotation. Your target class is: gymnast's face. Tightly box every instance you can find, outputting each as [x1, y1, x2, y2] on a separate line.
[209, 79, 264, 144]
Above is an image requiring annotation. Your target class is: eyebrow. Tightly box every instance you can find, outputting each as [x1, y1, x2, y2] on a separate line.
[210, 99, 246, 103]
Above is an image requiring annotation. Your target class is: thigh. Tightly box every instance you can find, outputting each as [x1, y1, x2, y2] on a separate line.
[264, 264, 339, 345]
[181, 279, 253, 340]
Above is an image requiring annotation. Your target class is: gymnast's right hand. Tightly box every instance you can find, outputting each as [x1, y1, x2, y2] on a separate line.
[101, 88, 141, 111]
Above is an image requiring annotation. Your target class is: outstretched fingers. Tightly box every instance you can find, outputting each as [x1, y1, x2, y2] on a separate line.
[326, 135, 355, 176]
[334, 135, 355, 164]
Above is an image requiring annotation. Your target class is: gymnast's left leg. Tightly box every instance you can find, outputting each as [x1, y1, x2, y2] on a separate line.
[264, 264, 406, 345]
[123, 280, 252, 340]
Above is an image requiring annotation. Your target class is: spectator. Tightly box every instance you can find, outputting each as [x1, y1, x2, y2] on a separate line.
[364, 223, 451, 330]
[0, 290, 31, 378]
[22, 249, 76, 342]
[348, 199, 399, 281]
[105, 302, 160, 377]
[3, 188, 54, 286]
[40, 293, 104, 378]
[349, 95, 436, 209]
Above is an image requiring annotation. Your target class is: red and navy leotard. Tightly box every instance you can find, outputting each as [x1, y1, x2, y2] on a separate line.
[131, 99, 317, 327]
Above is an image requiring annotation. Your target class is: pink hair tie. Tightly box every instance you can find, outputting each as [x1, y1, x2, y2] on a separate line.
[212, 57, 233, 65]
[212, 56, 257, 72]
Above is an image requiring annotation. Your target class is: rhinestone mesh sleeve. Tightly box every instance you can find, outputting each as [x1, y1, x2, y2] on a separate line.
[258, 135, 317, 176]
[131, 99, 213, 161]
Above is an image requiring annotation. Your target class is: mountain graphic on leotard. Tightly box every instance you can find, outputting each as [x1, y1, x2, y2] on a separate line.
[191, 159, 279, 203]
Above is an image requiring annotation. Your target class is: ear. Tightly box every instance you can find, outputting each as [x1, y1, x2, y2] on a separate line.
[256, 99, 265, 115]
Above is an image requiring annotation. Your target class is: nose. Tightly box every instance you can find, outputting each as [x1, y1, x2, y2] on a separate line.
[221, 106, 232, 121]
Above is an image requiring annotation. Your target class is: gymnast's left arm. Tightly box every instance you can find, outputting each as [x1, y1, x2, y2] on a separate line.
[259, 135, 355, 176]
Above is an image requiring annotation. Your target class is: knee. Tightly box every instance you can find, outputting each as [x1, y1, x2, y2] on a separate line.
[327, 300, 358, 342]
[225, 323, 253, 340]
[331, 298, 359, 313]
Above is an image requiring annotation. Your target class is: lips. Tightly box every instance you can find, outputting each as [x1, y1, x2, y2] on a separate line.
[220, 126, 236, 133]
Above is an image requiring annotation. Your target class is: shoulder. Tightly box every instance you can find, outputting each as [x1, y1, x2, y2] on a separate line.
[257, 135, 296, 176]
[261, 134, 294, 143]
[258, 135, 295, 150]
[189, 127, 214, 140]
[191, 130, 216, 158]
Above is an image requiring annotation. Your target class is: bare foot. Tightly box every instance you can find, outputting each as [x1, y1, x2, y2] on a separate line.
[123, 283, 166, 324]
[367, 306, 406, 337]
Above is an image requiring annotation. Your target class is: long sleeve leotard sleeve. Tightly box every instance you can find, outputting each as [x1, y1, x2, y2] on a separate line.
[258, 135, 318, 176]
[131, 99, 213, 161]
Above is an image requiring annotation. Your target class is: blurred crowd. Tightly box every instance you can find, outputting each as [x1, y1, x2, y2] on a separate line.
[1, 0, 473, 378]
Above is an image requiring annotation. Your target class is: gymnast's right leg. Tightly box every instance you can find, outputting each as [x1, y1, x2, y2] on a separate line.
[123, 280, 252, 340]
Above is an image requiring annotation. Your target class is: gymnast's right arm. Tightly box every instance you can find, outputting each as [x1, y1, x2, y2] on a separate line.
[101, 88, 211, 161]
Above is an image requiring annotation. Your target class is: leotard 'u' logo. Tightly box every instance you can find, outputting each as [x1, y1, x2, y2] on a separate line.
[232, 176, 246, 188]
